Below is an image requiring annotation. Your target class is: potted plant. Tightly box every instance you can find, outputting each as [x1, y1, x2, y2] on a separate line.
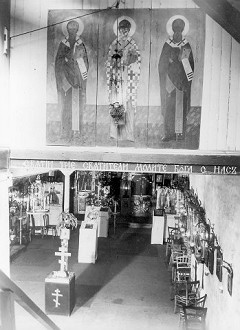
[56, 212, 78, 241]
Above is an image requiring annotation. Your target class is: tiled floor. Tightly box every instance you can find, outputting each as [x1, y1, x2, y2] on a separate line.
[10, 220, 179, 330]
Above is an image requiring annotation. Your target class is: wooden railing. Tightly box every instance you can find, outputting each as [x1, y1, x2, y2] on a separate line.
[0, 269, 60, 330]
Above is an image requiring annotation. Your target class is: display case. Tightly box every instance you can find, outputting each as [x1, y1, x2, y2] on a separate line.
[98, 207, 110, 237]
[78, 223, 98, 263]
[9, 185, 30, 246]
[151, 210, 166, 245]
[45, 182, 63, 226]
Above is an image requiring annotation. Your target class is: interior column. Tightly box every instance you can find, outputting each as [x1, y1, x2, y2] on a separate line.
[0, 172, 11, 276]
[61, 170, 74, 212]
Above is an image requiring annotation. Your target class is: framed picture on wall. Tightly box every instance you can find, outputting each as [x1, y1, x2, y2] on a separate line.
[227, 271, 233, 296]
[207, 230, 215, 274]
[216, 247, 223, 282]
[222, 261, 234, 296]
[207, 247, 214, 275]
[156, 174, 163, 183]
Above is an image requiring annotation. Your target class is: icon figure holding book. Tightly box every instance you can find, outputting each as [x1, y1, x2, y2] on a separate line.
[55, 19, 89, 139]
[158, 15, 194, 142]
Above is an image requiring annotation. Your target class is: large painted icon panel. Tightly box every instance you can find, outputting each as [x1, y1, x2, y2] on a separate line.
[46, 9, 205, 149]
[96, 9, 151, 148]
[150, 9, 205, 149]
[47, 9, 99, 146]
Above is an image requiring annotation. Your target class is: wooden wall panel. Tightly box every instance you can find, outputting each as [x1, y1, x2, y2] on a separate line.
[83, 0, 97, 9]
[10, 0, 45, 145]
[148, 3, 162, 147]
[151, 0, 198, 9]
[96, 9, 117, 146]
[147, 106, 162, 148]
[82, 105, 97, 146]
[226, 39, 240, 150]
[99, 0, 109, 9]
[133, 106, 148, 148]
[97, 0, 112, 146]
[124, 0, 135, 8]
[81, 10, 99, 145]
[134, 0, 152, 8]
[163, 0, 178, 9]
[200, 15, 240, 151]
[46, 0, 82, 9]
[133, 9, 151, 108]
[216, 30, 231, 150]
[95, 105, 115, 147]
[199, 16, 214, 150]
[11, 0, 24, 37]
[207, 22, 222, 150]
[134, 9, 151, 148]
[236, 74, 240, 150]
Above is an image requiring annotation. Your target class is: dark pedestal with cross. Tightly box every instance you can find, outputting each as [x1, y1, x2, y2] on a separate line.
[45, 231, 75, 316]
[45, 271, 75, 316]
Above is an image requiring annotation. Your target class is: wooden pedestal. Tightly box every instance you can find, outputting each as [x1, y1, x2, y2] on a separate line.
[151, 213, 166, 245]
[98, 208, 109, 238]
[45, 272, 75, 316]
[78, 222, 98, 263]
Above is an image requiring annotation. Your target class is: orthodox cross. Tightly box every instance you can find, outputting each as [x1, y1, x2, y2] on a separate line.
[52, 288, 63, 307]
[128, 70, 135, 82]
[55, 246, 71, 273]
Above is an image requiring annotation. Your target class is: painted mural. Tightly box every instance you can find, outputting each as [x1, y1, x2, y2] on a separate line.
[46, 9, 205, 149]
[159, 15, 194, 142]
[55, 19, 89, 139]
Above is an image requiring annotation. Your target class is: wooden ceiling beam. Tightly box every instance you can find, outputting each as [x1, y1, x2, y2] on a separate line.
[193, 0, 240, 44]
[9, 148, 240, 167]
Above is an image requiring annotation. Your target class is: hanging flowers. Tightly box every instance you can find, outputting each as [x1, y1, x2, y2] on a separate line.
[109, 102, 125, 126]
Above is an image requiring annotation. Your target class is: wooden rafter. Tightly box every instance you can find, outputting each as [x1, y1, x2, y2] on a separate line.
[193, 0, 240, 44]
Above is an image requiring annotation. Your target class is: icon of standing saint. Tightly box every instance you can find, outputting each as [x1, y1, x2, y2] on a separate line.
[158, 15, 194, 142]
[106, 16, 141, 141]
[55, 18, 89, 140]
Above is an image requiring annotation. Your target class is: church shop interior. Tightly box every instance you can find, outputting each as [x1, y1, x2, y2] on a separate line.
[3, 153, 238, 330]
[7, 156, 238, 330]
[9, 170, 189, 243]
[8, 165, 232, 323]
